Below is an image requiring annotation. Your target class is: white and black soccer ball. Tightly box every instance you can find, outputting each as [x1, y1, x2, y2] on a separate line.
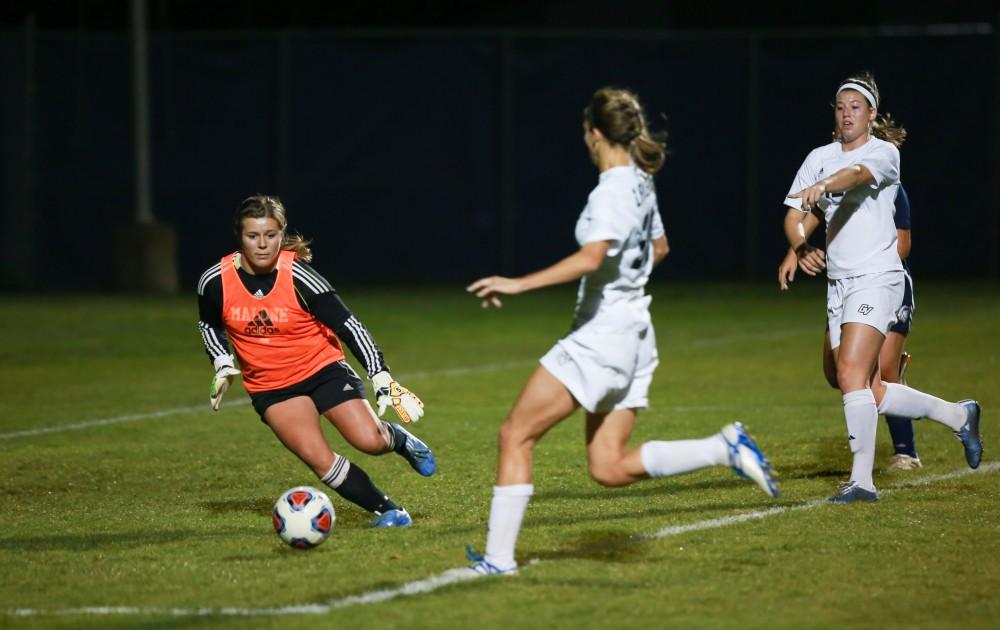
[272, 486, 335, 549]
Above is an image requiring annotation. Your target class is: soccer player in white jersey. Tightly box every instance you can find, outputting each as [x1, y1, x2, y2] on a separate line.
[459, 87, 778, 576]
[779, 184, 922, 470]
[782, 72, 982, 503]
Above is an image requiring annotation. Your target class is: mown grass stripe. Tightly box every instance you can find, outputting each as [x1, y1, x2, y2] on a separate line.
[8, 462, 997, 618]
[0, 361, 535, 441]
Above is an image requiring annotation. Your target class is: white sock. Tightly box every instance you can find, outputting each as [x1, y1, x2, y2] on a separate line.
[640, 435, 729, 477]
[320, 454, 350, 488]
[878, 382, 966, 431]
[844, 389, 877, 491]
[484, 484, 533, 571]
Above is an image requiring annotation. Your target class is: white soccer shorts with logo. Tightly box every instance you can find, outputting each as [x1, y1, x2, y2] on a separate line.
[540, 303, 659, 414]
[827, 270, 905, 349]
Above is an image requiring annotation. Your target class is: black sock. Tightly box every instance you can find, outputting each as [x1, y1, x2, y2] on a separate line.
[328, 461, 399, 514]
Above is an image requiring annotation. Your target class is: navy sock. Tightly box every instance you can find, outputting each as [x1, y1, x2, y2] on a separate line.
[885, 415, 917, 458]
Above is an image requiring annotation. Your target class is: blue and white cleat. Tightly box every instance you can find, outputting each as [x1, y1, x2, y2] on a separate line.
[373, 508, 413, 528]
[721, 422, 779, 497]
[392, 423, 436, 477]
[954, 399, 982, 469]
[829, 481, 879, 503]
[462, 545, 517, 576]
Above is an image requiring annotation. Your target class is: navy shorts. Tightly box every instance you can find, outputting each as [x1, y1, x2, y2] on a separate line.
[888, 270, 914, 335]
[250, 361, 366, 422]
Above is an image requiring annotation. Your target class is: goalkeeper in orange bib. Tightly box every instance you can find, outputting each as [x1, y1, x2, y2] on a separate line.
[196, 194, 433, 528]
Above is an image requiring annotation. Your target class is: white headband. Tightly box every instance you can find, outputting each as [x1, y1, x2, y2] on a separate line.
[837, 82, 877, 108]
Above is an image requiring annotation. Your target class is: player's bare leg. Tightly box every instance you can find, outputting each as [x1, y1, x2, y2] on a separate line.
[585, 409, 646, 487]
[322, 399, 435, 476]
[267, 396, 408, 526]
[471, 366, 578, 575]
[830, 323, 883, 501]
[496, 366, 579, 485]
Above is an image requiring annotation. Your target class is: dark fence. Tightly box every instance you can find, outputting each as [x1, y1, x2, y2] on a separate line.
[1, 24, 996, 290]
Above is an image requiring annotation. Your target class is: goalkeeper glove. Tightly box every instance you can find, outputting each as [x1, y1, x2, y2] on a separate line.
[210, 355, 241, 411]
[371, 370, 424, 423]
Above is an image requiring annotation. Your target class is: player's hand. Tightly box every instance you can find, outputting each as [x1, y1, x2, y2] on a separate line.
[788, 182, 828, 211]
[778, 250, 798, 291]
[466, 275, 524, 308]
[795, 244, 827, 276]
[371, 371, 424, 423]
[210, 356, 241, 411]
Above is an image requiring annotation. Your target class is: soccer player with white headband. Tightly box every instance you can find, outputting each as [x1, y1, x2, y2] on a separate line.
[782, 71, 983, 503]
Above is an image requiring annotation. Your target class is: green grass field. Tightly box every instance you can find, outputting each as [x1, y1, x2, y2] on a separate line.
[1, 281, 998, 629]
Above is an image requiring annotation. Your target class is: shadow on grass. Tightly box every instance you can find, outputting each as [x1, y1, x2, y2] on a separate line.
[200, 498, 405, 529]
[524, 500, 781, 528]
[521, 529, 647, 565]
[0, 528, 258, 552]
[768, 464, 849, 480]
[201, 497, 274, 513]
[533, 476, 757, 502]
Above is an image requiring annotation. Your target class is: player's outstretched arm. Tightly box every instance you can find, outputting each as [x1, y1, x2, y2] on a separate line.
[467, 240, 611, 308]
[787, 164, 875, 210]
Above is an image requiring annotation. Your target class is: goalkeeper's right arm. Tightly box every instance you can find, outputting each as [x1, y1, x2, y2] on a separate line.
[197, 265, 240, 410]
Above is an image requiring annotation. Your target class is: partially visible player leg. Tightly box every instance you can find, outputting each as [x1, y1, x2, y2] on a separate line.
[476, 366, 579, 574]
[322, 399, 435, 476]
[881, 330, 920, 470]
[587, 409, 728, 484]
[267, 397, 408, 527]
[822, 331, 839, 389]
[585, 408, 649, 487]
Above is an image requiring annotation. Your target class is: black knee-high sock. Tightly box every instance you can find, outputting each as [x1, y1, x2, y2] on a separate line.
[321, 455, 398, 514]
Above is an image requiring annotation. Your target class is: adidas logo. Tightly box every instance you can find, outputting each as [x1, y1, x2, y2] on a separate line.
[342, 384, 354, 392]
[243, 309, 280, 336]
[253, 289, 264, 298]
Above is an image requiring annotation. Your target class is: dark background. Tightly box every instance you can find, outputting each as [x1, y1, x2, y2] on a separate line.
[1, 1, 997, 290]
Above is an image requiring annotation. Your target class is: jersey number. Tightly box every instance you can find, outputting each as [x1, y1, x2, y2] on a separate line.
[631, 204, 657, 270]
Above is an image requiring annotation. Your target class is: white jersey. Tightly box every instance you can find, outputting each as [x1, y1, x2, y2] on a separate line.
[572, 164, 665, 328]
[784, 136, 902, 280]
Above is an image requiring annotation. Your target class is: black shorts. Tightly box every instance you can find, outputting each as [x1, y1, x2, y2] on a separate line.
[250, 361, 366, 422]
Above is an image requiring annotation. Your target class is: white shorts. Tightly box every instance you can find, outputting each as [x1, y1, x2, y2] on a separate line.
[827, 270, 905, 349]
[540, 303, 658, 414]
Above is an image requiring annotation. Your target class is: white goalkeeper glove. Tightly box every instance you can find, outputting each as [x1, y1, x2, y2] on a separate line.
[210, 355, 241, 411]
[371, 370, 424, 423]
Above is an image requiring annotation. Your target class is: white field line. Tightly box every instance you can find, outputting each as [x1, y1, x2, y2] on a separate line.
[0, 361, 535, 441]
[7, 462, 998, 619]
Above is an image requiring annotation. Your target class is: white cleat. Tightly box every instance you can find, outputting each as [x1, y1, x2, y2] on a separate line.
[887, 453, 922, 471]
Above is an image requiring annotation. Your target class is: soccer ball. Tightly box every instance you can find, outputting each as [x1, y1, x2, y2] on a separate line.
[272, 486, 335, 549]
